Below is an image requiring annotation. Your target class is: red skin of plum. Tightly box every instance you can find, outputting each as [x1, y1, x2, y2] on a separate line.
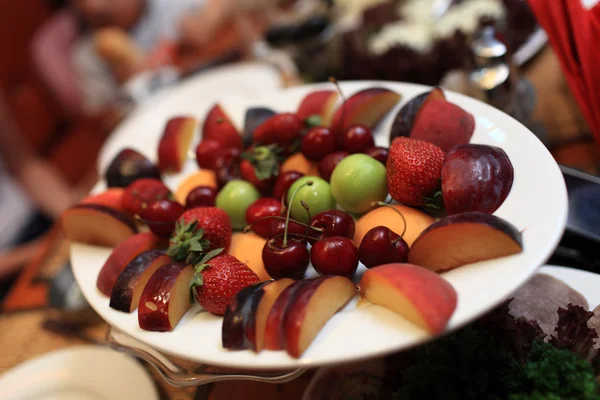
[318, 151, 349, 182]
[301, 127, 337, 161]
[262, 236, 309, 279]
[358, 226, 408, 268]
[311, 236, 359, 278]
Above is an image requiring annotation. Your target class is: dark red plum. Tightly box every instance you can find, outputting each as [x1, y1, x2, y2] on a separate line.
[243, 108, 276, 148]
[105, 148, 161, 188]
[222, 281, 270, 350]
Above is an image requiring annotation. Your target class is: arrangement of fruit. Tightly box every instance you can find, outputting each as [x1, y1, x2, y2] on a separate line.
[62, 81, 521, 359]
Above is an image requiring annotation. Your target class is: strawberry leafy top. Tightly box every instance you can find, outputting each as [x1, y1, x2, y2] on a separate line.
[241, 145, 281, 180]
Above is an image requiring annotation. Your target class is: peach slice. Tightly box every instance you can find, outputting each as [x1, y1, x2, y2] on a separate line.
[389, 88, 445, 142]
[96, 232, 163, 296]
[202, 104, 243, 150]
[138, 262, 194, 332]
[222, 281, 270, 350]
[61, 204, 138, 248]
[81, 188, 127, 214]
[296, 90, 339, 126]
[330, 88, 401, 135]
[174, 169, 217, 204]
[408, 212, 523, 272]
[359, 263, 457, 334]
[263, 280, 310, 351]
[228, 232, 270, 281]
[280, 153, 320, 177]
[109, 250, 171, 312]
[254, 279, 295, 352]
[354, 204, 434, 247]
[410, 98, 474, 152]
[283, 276, 357, 358]
[157, 116, 197, 173]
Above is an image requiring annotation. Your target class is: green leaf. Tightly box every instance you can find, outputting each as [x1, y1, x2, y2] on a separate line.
[305, 114, 322, 128]
[189, 272, 203, 304]
[199, 248, 224, 264]
[189, 238, 204, 252]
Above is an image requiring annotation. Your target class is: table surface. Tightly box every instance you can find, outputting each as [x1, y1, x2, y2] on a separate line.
[1, 45, 599, 399]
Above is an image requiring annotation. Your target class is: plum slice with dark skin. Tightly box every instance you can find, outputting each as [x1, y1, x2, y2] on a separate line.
[243, 108, 276, 149]
[408, 212, 523, 272]
[109, 250, 171, 313]
[441, 144, 514, 215]
[254, 279, 295, 352]
[61, 204, 138, 247]
[222, 281, 270, 350]
[283, 276, 357, 358]
[138, 262, 194, 332]
[389, 88, 445, 144]
[263, 280, 311, 350]
[105, 148, 161, 188]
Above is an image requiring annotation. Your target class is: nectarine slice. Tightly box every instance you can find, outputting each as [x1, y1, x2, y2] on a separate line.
[296, 90, 339, 126]
[255, 279, 294, 352]
[284, 276, 357, 358]
[228, 232, 270, 281]
[353, 204, 434, 247]
[61, 204, 138, 247]
[280, 153, 320, 177]
[138, 262, 194, 332]
[157, 116, 197, 173]
[408, 212, 523, 272]
[330, 88, 401, 134]
[109, 250, 171, 312]
[81, 189, 128, 214]
[174, 170, 217, 204]
[222, 281, 270, 350]
[389, 88, 445, 142]
[263, 280, 310, 351]
[360, 263, 457, 334]
[97, 232, 162, 296]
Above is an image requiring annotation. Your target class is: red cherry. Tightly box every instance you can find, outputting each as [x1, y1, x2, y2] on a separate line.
[301, 127, 337, 161]
[273, 171, 304, 201]
[245, 198, 282, 239]
[318, 151, 349, 181]
[185, 186, 217, 208]
[214, 148, 242, 188]
[308, 210, 355, 244]
[122, 178, 171, 215]
[139, 199, 185, 238]
[195, 139, 223, 170]
[311, 236, 359, 278]
[262, 236, 309, 279]
[342, 125, 375, 154]
[364, 146, 389, 165]
[358, 226, 408, 268]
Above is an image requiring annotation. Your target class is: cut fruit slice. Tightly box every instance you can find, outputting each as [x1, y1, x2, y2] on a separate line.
[202, 104, 243, 150]
[228, 232, 270, 281]
[283, 276, 357, 358]
[263, 280, 310, 351]
[389, 88, 445, 142]
[296, 90, 339, 126]
[222, 281, 270, 350]
[254, 279, 295, 352]
[109, 250, 171, 312]
[359, 263, 457, 334]
[61, 204, 137, 247]
[96, 232, 162, 296]
[138, 262, 194, 332]
[408, 212, 523, 272]
[157, 116, 197, 173]
[81, 188, 128, 214]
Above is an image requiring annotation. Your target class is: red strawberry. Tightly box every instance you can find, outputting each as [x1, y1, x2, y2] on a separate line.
[387, 137, 445, 206]
[191, 253, 259, 315]
[168, 207, 232, 263]
[121, 178, 171, 215]
[252, 113, 304, 147]
[202, 104, 243, 150]
[240, 145, 280, 194]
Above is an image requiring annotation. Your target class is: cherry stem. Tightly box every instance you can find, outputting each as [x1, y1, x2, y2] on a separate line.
[300, 200, 313, 241]
[269, 232, 321, 244]
[372, 201, 407, 239]
[329, 77, 346, 130]
[243, 215, 322, 233]
[284, 181, 313, 247]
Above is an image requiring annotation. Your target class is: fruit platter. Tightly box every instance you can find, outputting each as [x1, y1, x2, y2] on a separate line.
[66, 80, 567, 370]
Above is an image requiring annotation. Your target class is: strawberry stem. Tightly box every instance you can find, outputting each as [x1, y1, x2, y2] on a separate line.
[372, 201, 407, 239]
[284, 181, 313, 247]
[243, 215, 322, 233]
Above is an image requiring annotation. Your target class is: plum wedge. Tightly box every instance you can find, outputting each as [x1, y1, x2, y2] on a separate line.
[138, 263, 194, 332]
[408, 212, 523, 272]
[109, 250, 171, 312]
[61, 204, 137, 247]
[254, 279, 295, 352]
[222, 281, 270, 350]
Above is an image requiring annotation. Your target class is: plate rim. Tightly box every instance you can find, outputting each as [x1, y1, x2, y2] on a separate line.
[74, 80, 568, 370]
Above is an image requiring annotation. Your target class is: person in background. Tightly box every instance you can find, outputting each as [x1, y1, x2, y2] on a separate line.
[70, 0, 235, 118]
[0, 95, 84, 297]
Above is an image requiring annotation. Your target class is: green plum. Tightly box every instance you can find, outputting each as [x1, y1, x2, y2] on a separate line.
[330, 154, 388, 214]
[216, 180, 261, 230]
[286, 176, 336, 224]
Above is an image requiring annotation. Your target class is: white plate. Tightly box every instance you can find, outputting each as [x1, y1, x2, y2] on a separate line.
[0, 346, 158, 400]
[72, 81, 568, 370]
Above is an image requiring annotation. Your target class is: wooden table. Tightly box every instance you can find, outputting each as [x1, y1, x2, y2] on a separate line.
[1, 45, 599, 399]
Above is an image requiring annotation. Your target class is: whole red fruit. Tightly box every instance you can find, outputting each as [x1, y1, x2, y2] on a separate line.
[121, 178, 171, 215]
[318, 151, 349, 182]
[301, 127, 337, 161]
[273, 171, 304, 201]
[311, 236, 359, 278]
[185, 186, 217, 208]
[342, 125, 375, 154]
[139, 199, 185, 238]
[195, 139, 224, 170]
[245, 198, 282, 239]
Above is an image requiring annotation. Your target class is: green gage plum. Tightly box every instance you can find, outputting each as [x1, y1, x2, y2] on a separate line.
[216, 180, 261, 230]
[330, 154, 388, 214]
[286, 176, 336, 224]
